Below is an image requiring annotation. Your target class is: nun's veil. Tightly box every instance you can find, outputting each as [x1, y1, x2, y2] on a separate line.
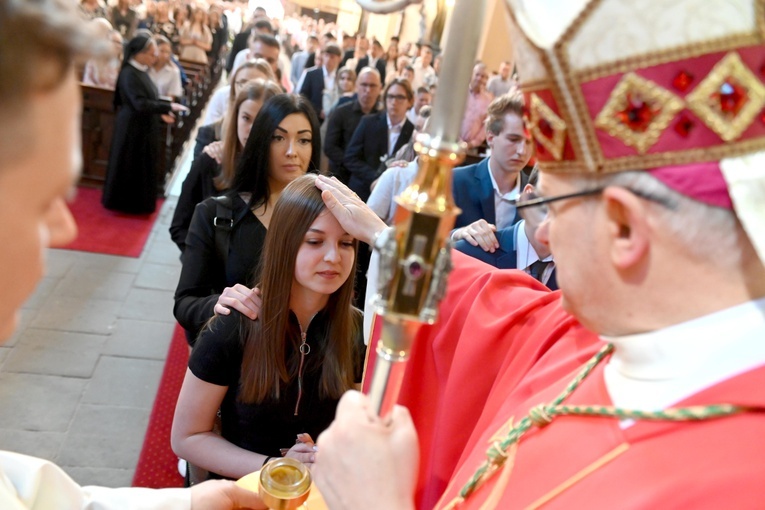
[123, 32, 152, 64]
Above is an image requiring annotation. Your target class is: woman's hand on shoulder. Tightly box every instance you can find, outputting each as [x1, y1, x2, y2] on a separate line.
[203, 140, 224, 164]
[214, 285, 261, 320]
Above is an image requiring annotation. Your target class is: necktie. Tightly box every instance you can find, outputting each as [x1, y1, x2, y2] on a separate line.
[528, 260, 549, 282]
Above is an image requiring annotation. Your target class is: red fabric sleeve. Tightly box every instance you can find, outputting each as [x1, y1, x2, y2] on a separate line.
[363, 252, 596, 508]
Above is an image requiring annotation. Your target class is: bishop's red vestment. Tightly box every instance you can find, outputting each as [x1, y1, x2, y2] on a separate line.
[368, 252, 765, 509]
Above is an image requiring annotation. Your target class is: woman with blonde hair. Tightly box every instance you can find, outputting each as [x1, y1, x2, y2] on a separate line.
[202, 58, 275, 126]
[170, 79, 281, 253]
[172, 174, 365, 480]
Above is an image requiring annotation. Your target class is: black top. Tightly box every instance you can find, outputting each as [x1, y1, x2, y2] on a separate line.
[189, 308, 366, 478]
[169, 152, 221, 253]
[323, 100, 381, 185]
[173, 194, 267, 343]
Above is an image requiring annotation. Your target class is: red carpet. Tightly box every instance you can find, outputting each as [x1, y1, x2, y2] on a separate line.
[132, 325, 188, 488]
[62, 187, 163, 258]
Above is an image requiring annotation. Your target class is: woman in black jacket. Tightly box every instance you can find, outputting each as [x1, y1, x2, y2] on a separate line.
[173, 94, 321, 345]
[169, 79, 281, 253]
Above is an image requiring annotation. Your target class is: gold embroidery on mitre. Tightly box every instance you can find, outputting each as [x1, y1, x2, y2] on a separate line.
[686, 51, 765, 142]
[594, 72, 684, 154]
[530, 94, 568, 160]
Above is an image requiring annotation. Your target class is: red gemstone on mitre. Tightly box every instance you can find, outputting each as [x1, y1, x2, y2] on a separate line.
[672, 70, 694, 92]
[714, 78, 748, 115]
[616, 92, 656, 132]
[538, 118, 554, 139]
[674, 114, 695, 137]
[760, 109, 765, 124]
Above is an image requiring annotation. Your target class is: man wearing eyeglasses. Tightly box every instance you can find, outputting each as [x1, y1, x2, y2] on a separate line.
[343, 77, 415, 203]
[310, 0, 765, 508]
[343, 77, 415, 308]
[324, 67, 383, 185]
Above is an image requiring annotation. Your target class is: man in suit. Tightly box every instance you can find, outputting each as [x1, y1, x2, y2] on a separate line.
[298, 42, 342, 122]
[342, 34, 367, 69]
[355, 39, 386, 84]
[344, 78, 415, 203]
[344, 78, 415, 308]
[324, 67, 383, 184]
[451, 91, 532, 251]
[455, 168, 558, 289]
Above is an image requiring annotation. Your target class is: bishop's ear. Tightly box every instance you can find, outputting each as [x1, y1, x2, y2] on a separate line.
[601, 186, 651, 270]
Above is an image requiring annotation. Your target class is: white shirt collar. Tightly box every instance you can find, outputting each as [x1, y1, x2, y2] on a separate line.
[322, 65, 337, 79]
[602, 297, 765, 421]
[128, 58, 149, 72]
[387, 115, 405, 131]
[515, 220, 552, 269]
[487, 158, 521, 200]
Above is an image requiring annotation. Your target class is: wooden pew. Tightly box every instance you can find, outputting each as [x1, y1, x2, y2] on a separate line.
[80, 84, 116, 188]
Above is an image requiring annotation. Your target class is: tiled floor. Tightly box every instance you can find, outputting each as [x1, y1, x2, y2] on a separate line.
[0, 194, 184, 488]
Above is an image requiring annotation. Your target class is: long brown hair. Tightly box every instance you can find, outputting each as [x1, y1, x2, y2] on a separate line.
[239, 175, 360, 403]
[215, 79, 281, 190]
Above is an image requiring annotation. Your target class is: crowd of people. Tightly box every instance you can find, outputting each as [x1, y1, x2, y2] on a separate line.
[80, 0, 517, 212]
[3, 0, 763, 508]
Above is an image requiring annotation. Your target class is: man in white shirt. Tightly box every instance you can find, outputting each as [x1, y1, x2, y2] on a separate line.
[355, 39, 387, 83]
[148, 35, 183, 100]
[0, 2, 260, 507]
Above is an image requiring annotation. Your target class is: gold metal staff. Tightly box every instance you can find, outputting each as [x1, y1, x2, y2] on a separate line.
[358, 0, 488, 416]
